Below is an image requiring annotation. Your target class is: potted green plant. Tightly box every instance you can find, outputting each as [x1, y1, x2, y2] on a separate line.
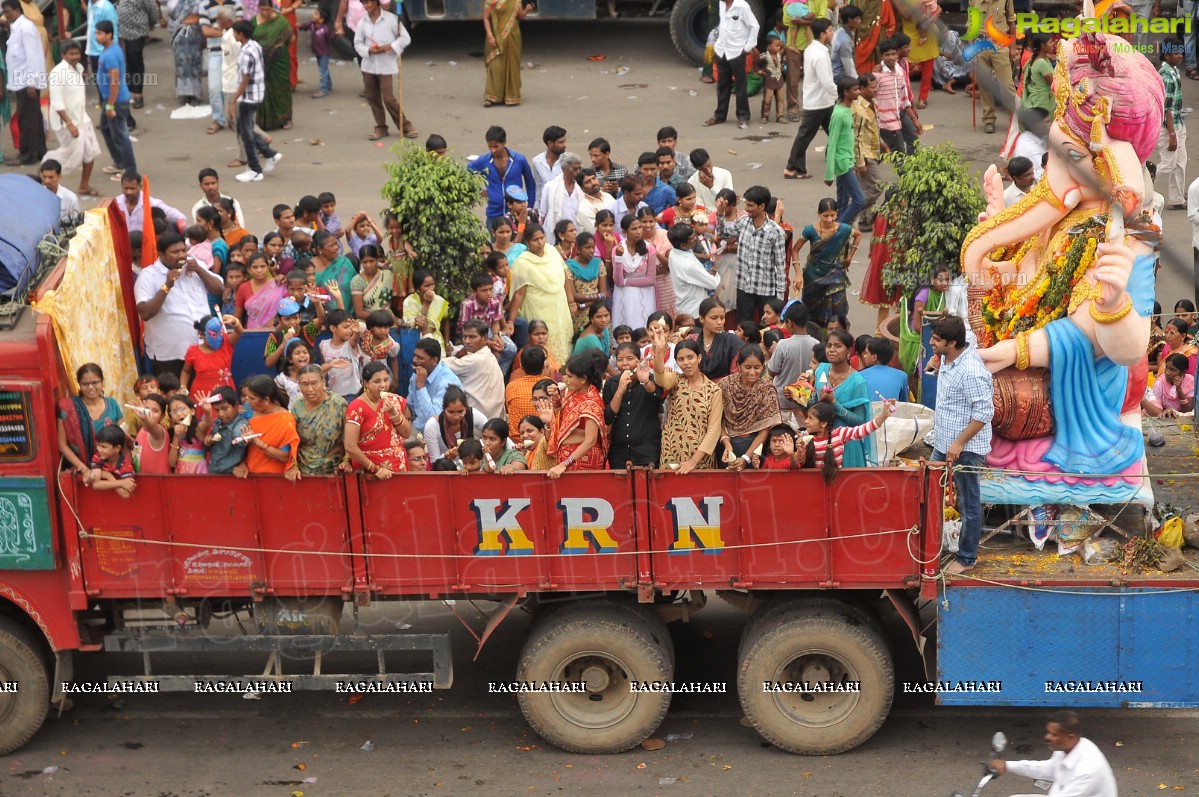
[877, 143, 985, 299]
[381, 144, 491, 313]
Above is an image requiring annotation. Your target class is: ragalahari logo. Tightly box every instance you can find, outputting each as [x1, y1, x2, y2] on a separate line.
[958, 0, 1185, 60]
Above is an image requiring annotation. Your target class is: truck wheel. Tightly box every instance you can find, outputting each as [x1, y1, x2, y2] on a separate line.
[527, 601, 675, 669]
[516, 615, 672, 754]
[670, 0, 710, 66]
[738, 598, 878, 663]
[737, 611, 893, 754]
[0, 618, 50, 756]
[669, 0, 765, 66]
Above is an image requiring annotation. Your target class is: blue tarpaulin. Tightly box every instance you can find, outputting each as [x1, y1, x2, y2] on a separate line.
[0, 174, 61, 295]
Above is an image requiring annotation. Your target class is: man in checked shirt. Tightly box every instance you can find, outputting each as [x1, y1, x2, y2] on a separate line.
[732, 185, 788, 324]
[929, 315, 994, 575]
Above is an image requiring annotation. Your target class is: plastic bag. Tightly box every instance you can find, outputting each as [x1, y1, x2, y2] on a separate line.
[1157, 516, 1184, 549]
[1082, 537, 1117, 565]
[867, 401, 934, 466]
[943, 518, 961, 554]
[783, 374, 816, 409]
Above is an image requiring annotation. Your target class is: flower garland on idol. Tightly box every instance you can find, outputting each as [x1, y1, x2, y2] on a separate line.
[978, 213, 1104, 348]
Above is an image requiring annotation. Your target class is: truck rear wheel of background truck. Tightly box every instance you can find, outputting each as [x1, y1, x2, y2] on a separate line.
[670, 0, 765, 67]
[737, 610, 893, 754]
[516, 613, 672, 754]
[526, 600, 675, 669]
[0, 618, 51, 756]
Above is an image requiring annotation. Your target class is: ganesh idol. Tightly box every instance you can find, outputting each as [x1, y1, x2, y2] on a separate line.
[959, 17, 1163, 506]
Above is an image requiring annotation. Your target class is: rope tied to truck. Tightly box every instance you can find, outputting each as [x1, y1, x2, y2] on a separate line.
[73, 525, 924, 560]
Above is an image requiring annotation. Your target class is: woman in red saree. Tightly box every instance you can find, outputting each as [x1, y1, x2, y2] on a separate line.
[344, 361, 413, 479]
[854, 0, 896, 76]
[541, 350, 608, 478]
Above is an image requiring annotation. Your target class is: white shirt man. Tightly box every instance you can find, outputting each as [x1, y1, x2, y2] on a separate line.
[541, 156, 582, 244]
[1187, 175, 1199, 252]
[669, 246, 720, 316]
[688, 161, 735, 212]
[802, 34, 836, 111]
[134, 245, 225, 366]
[40, 166, 80, 222]
[531, 127, 566, 197]
[354, 5, 410, 75]
[713, 0, 759, 60]
[116, 189, 187, 234]
[1012, 131, 1047, 180]
[443, 323, 507, 421]
[997, 733, 1116, 797]
[575, 173, 617, 234]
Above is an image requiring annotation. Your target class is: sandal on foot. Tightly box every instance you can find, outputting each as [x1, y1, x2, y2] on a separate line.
[368, 128, 389, 141]
[916, 100, 927, 110]
[702, 117, 723, 127]
[206, 123, 223, 134]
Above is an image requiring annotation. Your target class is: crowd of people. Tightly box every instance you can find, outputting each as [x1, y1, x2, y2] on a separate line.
[7, 0, 1198, 584]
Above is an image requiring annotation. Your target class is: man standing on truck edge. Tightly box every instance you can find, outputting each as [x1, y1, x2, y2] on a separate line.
[929, 315, 993, 575]
[990, 710, 1117, 797]
[703, 0, 760, 131]
[135, 232, 226, 379]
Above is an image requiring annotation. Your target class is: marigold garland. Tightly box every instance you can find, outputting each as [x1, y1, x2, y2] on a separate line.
[979, 214, 1105, 347]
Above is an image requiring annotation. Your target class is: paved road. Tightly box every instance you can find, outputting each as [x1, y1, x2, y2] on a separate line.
[5, 19, 1198, 796]
[8, 598, 1199, 797]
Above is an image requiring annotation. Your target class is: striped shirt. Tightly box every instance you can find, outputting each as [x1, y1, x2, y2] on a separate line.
[811, 417, 879, 467]
[1160, 62, 1183, 128]
[237, 39, 266, 104]
[874, 64, 908, 131]
[932, 345, 994, 456]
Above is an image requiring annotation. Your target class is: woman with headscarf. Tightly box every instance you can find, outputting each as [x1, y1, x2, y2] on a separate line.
[718, 343, 783, 468]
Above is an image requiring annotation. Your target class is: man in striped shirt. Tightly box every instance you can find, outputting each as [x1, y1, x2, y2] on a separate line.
[929, 315, 993, 575]
[874, 38, 916, 156]
[230, 20, 282, 182]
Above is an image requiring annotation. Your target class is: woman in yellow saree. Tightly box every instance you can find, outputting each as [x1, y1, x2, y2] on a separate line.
[483, 0, 533, 107]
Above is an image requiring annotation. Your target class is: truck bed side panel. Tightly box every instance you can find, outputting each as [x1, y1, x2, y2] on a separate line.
[74, 476, 354, 598]
[646, 469, 926, 591]
[359, 472, 640, 595]
[937, 586, 1199, 706]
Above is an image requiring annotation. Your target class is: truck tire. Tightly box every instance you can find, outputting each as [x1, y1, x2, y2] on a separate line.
[670, 0, 766, 66]
[516, 614, 672, 754]
[738, 597, 878, 663]
[737, 611, 893, 754]
[527, 600, 675, 669]
[670, 0, 710, 66]
[0, 618, 50, 756]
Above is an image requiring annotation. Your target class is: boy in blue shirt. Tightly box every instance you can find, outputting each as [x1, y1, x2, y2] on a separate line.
[859, 337, 910, 402]
[95, 20, 137, 175]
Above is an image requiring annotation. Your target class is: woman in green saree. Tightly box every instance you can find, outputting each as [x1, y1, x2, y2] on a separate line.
[311, 230, 357, 310]
[793, 198, 860, 329]
[482, 0, 533, 106]
[253, 4, 293, 130]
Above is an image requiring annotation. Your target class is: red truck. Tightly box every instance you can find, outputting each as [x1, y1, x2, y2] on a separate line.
[3, 205, 1196, 759]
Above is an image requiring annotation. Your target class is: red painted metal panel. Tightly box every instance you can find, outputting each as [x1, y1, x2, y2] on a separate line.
[827, 467, 926, 586]
[72, 475, 352, 598]
[359, 472, 641, 596]
[646, 468, 929, 591]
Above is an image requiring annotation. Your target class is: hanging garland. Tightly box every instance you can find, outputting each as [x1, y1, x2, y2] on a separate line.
[979, 214, 1105, 348]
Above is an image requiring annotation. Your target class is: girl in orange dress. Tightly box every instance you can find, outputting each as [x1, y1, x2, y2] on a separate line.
[541, 350, 608, 477]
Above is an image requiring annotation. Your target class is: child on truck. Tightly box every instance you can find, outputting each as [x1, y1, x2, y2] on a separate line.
[167, 395, 208, 474]
[133, 394, 172, 475]
[200, 386, 252, 475]
[88, 426, 137, 498]
[804, 399, 894, 483]
[181, 315, 243, 409]
[265, 298, 322, 371]
[754, 424, 806, 470]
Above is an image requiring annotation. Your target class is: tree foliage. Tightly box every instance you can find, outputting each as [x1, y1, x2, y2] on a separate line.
[878, 143, 985, 298]
[381, 144, 491, 311]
